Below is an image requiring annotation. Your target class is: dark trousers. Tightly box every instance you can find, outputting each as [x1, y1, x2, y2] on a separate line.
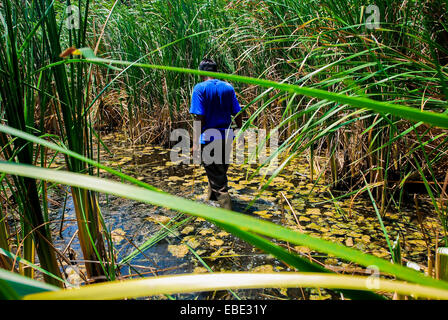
[201, 139, 231, 200]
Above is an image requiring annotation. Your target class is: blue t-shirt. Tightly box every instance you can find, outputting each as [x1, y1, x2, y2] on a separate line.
[190, 79, 241, 144]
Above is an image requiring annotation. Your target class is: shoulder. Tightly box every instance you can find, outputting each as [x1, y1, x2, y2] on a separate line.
[195, 80, 217, 90]
[217, 79, 233, 87]
[193, 82, 206, 92]
[216, 80, 235, 91]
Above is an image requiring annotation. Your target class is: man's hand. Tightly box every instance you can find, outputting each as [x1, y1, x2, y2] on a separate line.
[192, 141, 202, 164]
[192, 142, 200, 155]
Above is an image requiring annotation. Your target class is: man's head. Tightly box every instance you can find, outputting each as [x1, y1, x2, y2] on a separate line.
[199, 58, 217, 80]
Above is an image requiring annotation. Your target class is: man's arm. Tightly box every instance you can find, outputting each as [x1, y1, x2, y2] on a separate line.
[194, 114, 205, 130]
[192, 114, 204, 157]
[190, 85, 205, 158]
[234, 112, 243, 129]
[231, 89, 242, 128]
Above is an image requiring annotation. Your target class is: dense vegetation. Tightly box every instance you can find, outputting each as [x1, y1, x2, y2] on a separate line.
[0, 0, 447, 299]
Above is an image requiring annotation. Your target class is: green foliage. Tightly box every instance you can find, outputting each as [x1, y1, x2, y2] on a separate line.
[0, 0, 447, 300]
[0, 269, 59, 299]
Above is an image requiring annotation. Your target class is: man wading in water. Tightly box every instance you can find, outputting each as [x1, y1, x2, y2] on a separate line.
[190, 58, 242, 210]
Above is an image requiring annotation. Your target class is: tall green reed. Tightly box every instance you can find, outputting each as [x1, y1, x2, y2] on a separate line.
[0, 0, 63, 286]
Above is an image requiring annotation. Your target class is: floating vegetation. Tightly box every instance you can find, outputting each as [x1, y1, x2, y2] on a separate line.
[33, 131, 444, 299]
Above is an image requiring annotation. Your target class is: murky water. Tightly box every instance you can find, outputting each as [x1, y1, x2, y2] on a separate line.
[47, 131, 444, 300]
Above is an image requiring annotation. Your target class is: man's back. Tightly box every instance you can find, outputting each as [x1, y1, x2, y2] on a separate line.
[190, 79, 241, 143]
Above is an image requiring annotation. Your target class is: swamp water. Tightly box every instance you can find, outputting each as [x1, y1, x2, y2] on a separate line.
[47, 132, 444, 300]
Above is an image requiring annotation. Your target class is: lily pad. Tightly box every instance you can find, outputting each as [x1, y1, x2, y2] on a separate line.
[167, 244, 189, 258]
